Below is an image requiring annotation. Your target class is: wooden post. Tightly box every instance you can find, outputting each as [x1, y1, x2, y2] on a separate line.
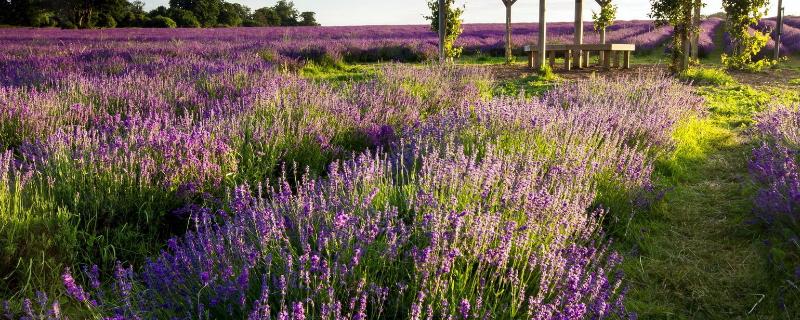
[603, 50, 611, 68]
[503, 1, 518, 64]
[775, 0, 784, 60]
[549, 50, 556, 68]
[564, 50, 572, 70]
[574, 0, 583, 68]
[438, 0, 446, 63]
[528, 50, 534, 68]
[537, 0, 547, 70]
[583, 50, 590, 67]
[623, 51, 631, 69]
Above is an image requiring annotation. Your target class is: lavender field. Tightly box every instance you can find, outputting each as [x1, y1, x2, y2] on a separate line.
[0, 18, 799, 319]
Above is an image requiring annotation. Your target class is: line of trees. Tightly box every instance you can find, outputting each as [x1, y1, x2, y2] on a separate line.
[0, 0, 319, 28]
[650, 0, 774, 72]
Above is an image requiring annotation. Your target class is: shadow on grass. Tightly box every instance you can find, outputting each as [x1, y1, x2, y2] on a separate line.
[618, 80, 800, 318]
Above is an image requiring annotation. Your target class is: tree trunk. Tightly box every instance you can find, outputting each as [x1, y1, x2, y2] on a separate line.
[680, 3, 692, 71]
[775, 0, 783, 60]
[599, 27, 606, 62]
[438, 0, 445, 63]
[505, 4, 512, 63]
[691, 0, 700, 59]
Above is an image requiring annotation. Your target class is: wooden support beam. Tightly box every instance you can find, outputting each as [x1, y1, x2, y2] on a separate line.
[623, 51, 631, 69]
[537, 0, 547, 70]
[582, 50, 590, 67]
[574, 0, 583, 68]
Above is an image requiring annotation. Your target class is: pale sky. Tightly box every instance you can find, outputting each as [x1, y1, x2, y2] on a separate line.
[144, 0, 800, 26]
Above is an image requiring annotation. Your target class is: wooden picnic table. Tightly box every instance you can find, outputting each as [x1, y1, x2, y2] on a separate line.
[524, 43, 635, 70]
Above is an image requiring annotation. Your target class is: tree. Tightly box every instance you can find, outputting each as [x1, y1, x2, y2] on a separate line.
[251, 7, 280, 26]
[299, 11, 318, 26]
[169, 0, 222, 27]
[2, 0, 54, 26]
[650, 0, 695, 71]
[691, 0, 702, 59]
[721, 0, 774, 71]
[500, 0, 517, 64]
[147, 14, 176, 28]
[425, 0, 464, 61]
[168, 7, 200, 27]
[149, 5, 168, 18]
[50, 0, 131, 28]
[218, 2, 249, 26]
[592, 0, 617, 45]
[272, 0, 299, 26]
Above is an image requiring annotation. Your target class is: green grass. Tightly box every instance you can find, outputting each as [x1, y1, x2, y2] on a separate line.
[456, 54, 526, 65]
[618, 79, 800, 318]
[680, 67, 735, 86]
[492, 72, 560, 97]
[300, 62, 378, 82]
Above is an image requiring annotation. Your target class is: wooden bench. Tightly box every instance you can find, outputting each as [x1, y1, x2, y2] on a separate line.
[524, 43, 635, 70]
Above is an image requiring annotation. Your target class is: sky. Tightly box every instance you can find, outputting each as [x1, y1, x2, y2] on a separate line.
[144, 0, 800, 27]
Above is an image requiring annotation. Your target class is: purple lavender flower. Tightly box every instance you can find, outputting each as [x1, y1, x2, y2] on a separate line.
[62, 268, 91, 304]
[459, 299, 471, 319]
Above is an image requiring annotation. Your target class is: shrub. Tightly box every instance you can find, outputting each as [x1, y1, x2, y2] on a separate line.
[146, 15, 177, 28]
[168, 8, 201, 28]
[97, 13, 117, 29]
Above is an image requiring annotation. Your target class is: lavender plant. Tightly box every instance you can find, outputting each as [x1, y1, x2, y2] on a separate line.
[750, 106, 800, 283]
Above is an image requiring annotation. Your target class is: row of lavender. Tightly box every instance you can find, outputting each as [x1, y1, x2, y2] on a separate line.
[754, 16, 800, 57]
[749, 106, 800, 302]
[0, 29, 703, 318]
[0, 20, 680, 69]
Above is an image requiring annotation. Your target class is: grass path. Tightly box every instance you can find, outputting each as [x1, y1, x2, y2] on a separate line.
[619, 80, 799, 319]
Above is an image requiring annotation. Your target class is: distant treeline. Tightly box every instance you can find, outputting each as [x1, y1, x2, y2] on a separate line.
[0, 0, 319, 28]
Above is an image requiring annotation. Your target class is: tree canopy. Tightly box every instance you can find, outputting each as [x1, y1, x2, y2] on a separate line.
[0, 0, 320, 28]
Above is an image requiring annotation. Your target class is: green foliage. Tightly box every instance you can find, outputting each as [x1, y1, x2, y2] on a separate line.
[649, 0, 695, 71]
[250, 7, 280, 26]
[272, 0, 299, 26]
[249, 1, 317, 27]
[721, 0, 775, 71]
[299, 11, 318, 26]
[425, 0, 465, 61]
[789, 78, 800, 86]
[721, 30, 775, 71]
[592, 0, 617, 31]
[147, 15, 176, 28]
[492, 73, 558, 98]
[679, 67, 735, 86]
[169, 0, 220, 27]
[217, 2, 248, 27]
[168, 7, 200, 28]
[1, 0, 317, 28]
[98, 13, 116, 28]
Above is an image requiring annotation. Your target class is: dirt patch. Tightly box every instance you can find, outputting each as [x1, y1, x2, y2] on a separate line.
[728, 68, 800, 90]
[475, 63, 670, 82]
